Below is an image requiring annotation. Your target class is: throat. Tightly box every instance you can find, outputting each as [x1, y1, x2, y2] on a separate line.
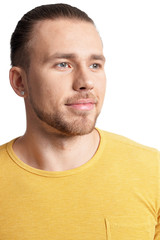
[12, 128, 100, 171]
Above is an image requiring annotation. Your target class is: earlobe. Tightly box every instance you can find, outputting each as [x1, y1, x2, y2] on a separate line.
[9, 67, 26, 97]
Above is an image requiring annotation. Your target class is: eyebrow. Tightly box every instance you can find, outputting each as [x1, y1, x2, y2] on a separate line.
[44, 53, 106, 63]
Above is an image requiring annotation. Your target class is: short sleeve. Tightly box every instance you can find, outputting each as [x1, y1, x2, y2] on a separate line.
[154, 151, 160, 239]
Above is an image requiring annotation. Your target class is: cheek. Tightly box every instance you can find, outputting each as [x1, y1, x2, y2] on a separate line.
[28, 71, 66, 101]
[41, 85, 62, 106]
[96, 74, 107, 99]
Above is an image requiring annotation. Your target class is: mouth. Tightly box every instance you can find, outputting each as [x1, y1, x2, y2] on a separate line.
[65, 99, 96, 111]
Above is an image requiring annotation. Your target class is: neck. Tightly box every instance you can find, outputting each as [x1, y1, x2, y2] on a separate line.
[13, 126, 100, 171]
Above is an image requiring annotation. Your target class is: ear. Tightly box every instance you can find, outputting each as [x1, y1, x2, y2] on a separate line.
[9, 66, 27, 97]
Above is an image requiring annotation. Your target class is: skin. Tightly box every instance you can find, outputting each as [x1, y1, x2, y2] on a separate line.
[9, 19, 106, 171]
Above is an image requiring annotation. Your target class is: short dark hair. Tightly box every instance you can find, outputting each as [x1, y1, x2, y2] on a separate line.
[10, 3, 94, 71]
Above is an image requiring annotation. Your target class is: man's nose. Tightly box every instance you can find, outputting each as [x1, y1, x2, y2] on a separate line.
[72, 66, 94, 92]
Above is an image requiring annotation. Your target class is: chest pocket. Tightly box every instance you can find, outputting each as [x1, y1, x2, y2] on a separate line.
[105, 219, 111, 240]
[105, 216, 156, 240]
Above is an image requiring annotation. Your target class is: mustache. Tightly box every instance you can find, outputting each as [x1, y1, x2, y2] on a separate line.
[65, 92, 98, 105]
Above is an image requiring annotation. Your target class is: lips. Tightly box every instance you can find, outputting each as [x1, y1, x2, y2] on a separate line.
[65, 99, 96, 111]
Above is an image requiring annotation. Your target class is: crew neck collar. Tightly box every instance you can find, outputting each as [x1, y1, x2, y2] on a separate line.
[6, 128, 106, 178]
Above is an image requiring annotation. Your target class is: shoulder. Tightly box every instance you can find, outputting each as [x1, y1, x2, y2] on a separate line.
[0, 142, 8, 154]
[98, 128, 158, 152]
[0, 139, 15, 161]
[0, 142, 10, 173]
[97, 128, 159, 165]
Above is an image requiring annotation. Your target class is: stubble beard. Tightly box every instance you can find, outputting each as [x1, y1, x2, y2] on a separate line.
[35, 109, 98, 136]
[28, 94, 100, 137]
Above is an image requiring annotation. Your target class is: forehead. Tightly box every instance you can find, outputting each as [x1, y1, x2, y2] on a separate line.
[29, 19, 103, 61]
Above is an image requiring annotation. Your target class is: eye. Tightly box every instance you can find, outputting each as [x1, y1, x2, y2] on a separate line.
[57, 62, 72, 69]
[89, 63, 100, 69]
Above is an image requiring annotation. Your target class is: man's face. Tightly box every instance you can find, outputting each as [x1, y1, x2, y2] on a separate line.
[26, 19, 106, 136]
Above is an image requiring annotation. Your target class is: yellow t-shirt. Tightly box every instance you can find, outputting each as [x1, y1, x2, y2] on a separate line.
[0, 129, 160, 240]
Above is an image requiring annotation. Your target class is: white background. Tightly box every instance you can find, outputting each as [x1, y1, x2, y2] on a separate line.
[0, 0, 159, 149]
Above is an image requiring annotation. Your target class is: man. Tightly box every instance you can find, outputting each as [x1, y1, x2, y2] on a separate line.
[0, 3, 159, 239]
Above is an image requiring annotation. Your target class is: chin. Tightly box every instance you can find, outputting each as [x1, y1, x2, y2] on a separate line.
[69, 125, 95, 136]
[54, 119, 96, 137]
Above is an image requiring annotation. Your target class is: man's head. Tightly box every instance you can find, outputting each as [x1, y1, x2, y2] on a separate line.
[10, 4, 106, 136]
